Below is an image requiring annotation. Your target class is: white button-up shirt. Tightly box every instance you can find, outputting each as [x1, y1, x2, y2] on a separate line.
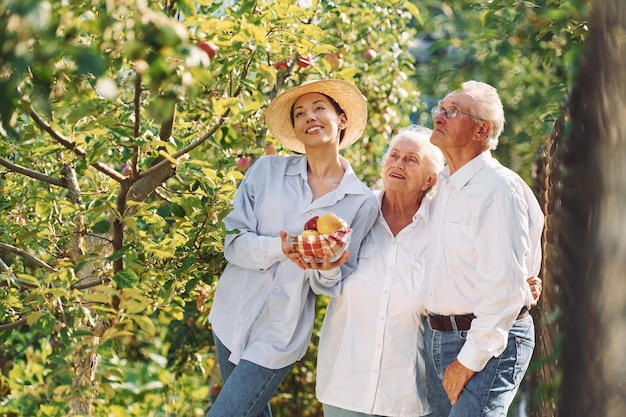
[316, 190, 431, 417]
[422, 150, 544, 372]
[209, 155, 378, 369]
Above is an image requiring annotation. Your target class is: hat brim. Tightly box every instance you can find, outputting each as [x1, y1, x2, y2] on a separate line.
[265, 79, 368, 154]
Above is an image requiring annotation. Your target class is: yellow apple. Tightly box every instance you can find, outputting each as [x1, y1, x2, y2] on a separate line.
[300, 229, 320, 236]
[316, 213, 348, 234]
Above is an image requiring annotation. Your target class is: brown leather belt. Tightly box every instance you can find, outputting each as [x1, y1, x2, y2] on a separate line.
[428, 307, 530, 331]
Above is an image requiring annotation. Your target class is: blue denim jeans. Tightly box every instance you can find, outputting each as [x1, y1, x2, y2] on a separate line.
[423, 316, 535, 417]
[323, 404, 383, 417]
[206, 333, 293, 417]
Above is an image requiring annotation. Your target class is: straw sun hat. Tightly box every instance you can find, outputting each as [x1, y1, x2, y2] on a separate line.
[265, 79, 368, 154]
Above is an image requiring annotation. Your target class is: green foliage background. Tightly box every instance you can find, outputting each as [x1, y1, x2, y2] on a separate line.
[0, 0, 588, 416]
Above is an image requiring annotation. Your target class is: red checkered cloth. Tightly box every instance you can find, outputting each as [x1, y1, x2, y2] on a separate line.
[288, 226, 352, 263]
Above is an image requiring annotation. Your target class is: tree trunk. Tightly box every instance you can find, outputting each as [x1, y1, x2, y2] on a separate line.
[540, 0, 626, 416]
[67, 336, 100, 416]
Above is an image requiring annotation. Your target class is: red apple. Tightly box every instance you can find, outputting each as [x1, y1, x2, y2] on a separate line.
[121, 162, 132, 176]
[236, 157, 250, 171]
[274, 60, 288, 71]
[7, 214, 25, 226]
[265, 143, 277, 155]
[324, 52, 343, 69]
[363, 48, 377, 60]
[304, 215, 320, 231]
[198, 41, 218, 59]
[296, 54, 313, 68]
[186, 317, 196, 326]
[210, 384, 221, 397]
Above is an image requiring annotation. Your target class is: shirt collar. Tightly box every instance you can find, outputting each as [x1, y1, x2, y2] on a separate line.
[445, 149, 492, 190]
[285, 155, 309, 177]
[374, 189, 433, 226]
[285, 155, 366, 196]
[417, 193, 433, 226]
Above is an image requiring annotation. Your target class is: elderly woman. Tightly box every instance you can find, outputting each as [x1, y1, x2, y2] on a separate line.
[316, 125, 444, 417]
[207, 79, 378, 417]
[315, 126, 542, 417]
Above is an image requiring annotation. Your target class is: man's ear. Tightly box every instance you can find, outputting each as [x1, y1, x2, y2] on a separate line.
[477, 121, 492, 139]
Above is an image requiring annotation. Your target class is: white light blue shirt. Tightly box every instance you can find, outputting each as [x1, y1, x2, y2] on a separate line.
[422, 150, 544, 372]
[316, 190, 431, 417]
[209, 155, 378, 369]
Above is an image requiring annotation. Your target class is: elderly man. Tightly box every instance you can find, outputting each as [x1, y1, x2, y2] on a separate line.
[422, 81, 544, 417]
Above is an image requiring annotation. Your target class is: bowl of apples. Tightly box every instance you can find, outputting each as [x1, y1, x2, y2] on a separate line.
[287, 213, 352, 263]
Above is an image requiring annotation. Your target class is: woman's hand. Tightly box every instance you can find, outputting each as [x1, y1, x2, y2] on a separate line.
[279, 231, 349, 271]
[280, 231, 308, 270]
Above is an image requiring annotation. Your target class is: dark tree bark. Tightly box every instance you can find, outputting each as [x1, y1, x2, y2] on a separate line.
[540, 1, 626, 416]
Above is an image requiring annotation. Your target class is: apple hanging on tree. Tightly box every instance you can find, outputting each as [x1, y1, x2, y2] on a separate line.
[296, 53, 313, 68]
[363, 48, 377, 60]
[265, 143, 277, 155]
[274, 60, 288, 71]
[198, 41, 219, 59]
[236, 157, 250, 171]
[324, 52, 344, 69]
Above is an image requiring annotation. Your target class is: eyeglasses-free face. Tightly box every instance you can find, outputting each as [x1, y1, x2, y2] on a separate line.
[431, 105, 483, 121]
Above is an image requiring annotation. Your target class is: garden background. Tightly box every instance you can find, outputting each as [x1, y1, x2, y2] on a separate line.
[1, 1, 625, 416]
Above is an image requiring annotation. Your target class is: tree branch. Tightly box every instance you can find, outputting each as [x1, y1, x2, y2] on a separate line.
[70, 277, 105, 291]
[0, 242, 58, 271]
[0, 156, 67, 188]
[167, 58, 254, 160]
[29, 107, 127, 183]
[0, 318, 27, 331]
[29, 108, 86, 155]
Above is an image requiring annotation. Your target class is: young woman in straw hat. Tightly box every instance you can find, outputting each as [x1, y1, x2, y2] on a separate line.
[207, 79, 378, 417]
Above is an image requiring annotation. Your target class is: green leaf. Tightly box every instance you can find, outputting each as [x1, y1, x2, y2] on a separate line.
[92, 219, 112, 234]
[170, 203, 186, 218]
[73, 46, 108, 78]
[131, 315, 156, 335]
[182, 256, 196, 270]
[82, 292, 113, 304]
[402, 1, 423, 26]
[26, 311, 45, 326]
[108, 246, 130, 262]
[112, 270, 139, 289]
